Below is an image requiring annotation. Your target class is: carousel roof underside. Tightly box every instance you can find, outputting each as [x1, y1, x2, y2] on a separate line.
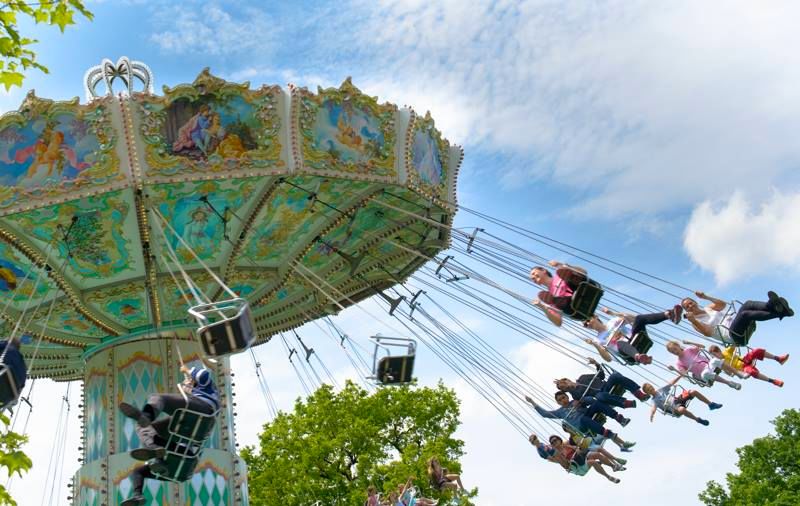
[0, 69, 461, 381]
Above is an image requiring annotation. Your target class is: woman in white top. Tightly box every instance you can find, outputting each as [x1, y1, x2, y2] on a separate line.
[681, 291, 793, 346]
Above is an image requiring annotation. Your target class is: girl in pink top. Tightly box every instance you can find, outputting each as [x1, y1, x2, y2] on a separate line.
[666, 341, 743, 390]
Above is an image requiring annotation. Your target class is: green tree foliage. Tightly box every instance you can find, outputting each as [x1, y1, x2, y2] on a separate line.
[0, 412, 32, 505]
[0, 0, 93, 90]
[699, 409, 800, 506]
[243, 381, 478, 505]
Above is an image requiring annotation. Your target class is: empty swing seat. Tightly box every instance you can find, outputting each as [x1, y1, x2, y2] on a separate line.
[377, 354, 416, 384]
[568, 280, 604, 321]
[189, 298, 256, 357]
[150, 406, 218, 483]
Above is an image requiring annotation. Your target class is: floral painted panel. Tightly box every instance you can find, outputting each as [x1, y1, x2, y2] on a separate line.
[5, 190, 134, 279]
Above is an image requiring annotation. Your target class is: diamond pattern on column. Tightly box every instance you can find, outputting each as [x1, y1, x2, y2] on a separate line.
[115, 474, 166, 506]
[79, 484, 100, 506]
[185, 464, 230, 505]
[85, 370, 108, 462]
[116, 351, 164, 453]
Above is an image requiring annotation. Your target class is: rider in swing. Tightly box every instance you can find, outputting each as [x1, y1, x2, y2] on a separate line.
[530, 260, 591, 327]
[0, 334, 27, 409]
[119, 362, 220, 506]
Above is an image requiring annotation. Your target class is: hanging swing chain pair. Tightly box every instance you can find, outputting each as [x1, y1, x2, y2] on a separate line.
[150, 205, 238, 303]
[290, 259, 559, 439]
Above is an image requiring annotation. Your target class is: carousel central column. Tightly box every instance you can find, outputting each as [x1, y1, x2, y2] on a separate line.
[72, 334, 248, 506]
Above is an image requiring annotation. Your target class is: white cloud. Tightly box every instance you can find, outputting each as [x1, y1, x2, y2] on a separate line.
[683, 190, 800, 285]
[336, 0, 800, 217]
[149, 3, 274, 56]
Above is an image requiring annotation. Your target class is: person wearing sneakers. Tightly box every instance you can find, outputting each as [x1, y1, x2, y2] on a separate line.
[583, 305, 682, 365]
[556, 358, 651, 406]
[708, 344, 789, 388]
[119, 364, 220, 506]
[644, 377, 722, 426]
[525, 392, 636, 452]
[529, 434, 625, 482]
[681, 291, 794, 346]
[666, 341, 745, 390]
[548, 435, 624, 483]
[529, 260, 591, 327]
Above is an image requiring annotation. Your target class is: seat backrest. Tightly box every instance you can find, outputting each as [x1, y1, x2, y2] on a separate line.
[629, 330, 653, 355]
[735, 321, 757, 346]
[377, 355, 415, 384]
[156, 449, 200, 482]
[151, 408, 217, 483]
[569, 280, 604, 321]
[198, 303, 256, 357]
[168, 408, 217, 444]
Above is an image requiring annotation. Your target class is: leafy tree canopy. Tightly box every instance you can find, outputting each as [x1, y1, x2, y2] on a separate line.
[0, 412, 32, 505]
[0, 0, 93, 90]
[699, 409, 800, 506]
[242, 381, 478, 505]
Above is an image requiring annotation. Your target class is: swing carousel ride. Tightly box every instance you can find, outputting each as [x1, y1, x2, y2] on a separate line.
[1, 58, 792, 506]
[0, 58, 461, 505]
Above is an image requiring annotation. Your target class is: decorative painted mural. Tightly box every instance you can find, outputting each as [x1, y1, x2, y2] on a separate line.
[304, 199, 398, 268]
[242, 177, 372, 264]
[158, 271, 218, 322]
[407, 112, 449, 198]
[139, 69, 283, 178]
[0, 94, 120, 210]
[33, 298, 107, 338]
[5, 190, 134, 279]
[297, 78, 397, 177]
[226, 268, 278, 299]
[151, 178, 258, 263]
[0, 240, 53, 306]
[85, 281, 149, 330]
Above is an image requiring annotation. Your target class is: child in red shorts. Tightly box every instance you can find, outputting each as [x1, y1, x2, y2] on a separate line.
[709, 345, 788, 387]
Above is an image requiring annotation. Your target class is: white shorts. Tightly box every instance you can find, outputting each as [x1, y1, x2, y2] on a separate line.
[697, 358, 724, 382]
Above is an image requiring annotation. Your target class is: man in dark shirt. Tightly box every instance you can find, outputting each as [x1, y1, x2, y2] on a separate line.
[555, 359, 649, 406]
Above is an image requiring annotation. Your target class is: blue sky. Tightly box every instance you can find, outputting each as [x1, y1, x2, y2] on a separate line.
[2, 1, 800, 505]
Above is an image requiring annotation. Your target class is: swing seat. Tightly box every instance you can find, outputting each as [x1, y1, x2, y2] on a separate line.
[0, 365, 20, 411]
[370, 336, 417, 385]
[149, 406, 218, 483]
[376, 354, 415, 384]
[189, 298, 256, 357]
[718, 321, 756, 346]
[629, 330, 653, 355]
[568, 280, 604, 321]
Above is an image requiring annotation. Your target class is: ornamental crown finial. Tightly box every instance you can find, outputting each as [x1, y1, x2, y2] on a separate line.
[84, 57, 154, 100]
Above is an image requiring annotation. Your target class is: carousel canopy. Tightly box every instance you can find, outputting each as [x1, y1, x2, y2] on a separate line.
[0, 60, 461, 380]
